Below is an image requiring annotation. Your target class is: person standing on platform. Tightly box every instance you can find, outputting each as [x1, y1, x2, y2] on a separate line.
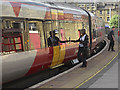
[70, 29, 89, 67]
[108, 26, 115, 51]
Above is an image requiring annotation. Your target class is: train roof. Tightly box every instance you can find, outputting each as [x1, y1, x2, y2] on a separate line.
[45, 2, 88, 15]
[1, 0, 88, 20]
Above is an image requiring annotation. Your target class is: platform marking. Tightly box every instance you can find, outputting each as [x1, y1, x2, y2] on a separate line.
[74, 50, 119, 89]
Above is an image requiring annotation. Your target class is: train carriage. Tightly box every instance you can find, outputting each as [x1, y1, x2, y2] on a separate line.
[89, 12, 105, 50]
[1, 1, 105, 83]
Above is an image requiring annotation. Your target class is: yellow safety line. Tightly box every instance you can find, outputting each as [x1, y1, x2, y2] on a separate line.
[51, 63, 64, 69]
[74, 50, 119, 89]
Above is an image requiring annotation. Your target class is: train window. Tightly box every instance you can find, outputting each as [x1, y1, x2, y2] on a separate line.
[2, 20, 24, 54]
[93, 29, 97, 39]
[52, 21, 60, 38]
[59, 21, 80, 42]
[29, 23, 37, 31]
[0, 19, 2, 54]
[12, 22, 21, 29]
[28, 21, 45, 49]
[100, 10, 102, 14]
[92, 7, 94, 10]
[42, 21, 52, 47]
[107, 17, 110, 22]
[5, 21, 11, 29]
[60, 28, 66, 41]
[107, 10, 109, 14]
[43, 20, 60, 47]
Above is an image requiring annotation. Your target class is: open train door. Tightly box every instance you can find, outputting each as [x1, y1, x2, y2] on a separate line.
[48, 9, 66, 68]
[57, 28, 66, 65]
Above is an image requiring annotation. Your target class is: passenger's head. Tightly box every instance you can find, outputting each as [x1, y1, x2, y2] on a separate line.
[112, 26, 115, 30]
[81, 29, 86, 35]
[53, 29, 59, 36]
[54, 29, 59, 34]
[49, 31, 53, 37]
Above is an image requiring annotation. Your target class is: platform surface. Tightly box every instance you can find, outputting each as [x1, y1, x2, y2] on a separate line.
[28, 38, 119, 89]
[89, 61, 118, 88]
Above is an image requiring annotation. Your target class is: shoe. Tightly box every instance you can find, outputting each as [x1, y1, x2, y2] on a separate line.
[80, 65, 87, 68]
[111, 50, 115, 52]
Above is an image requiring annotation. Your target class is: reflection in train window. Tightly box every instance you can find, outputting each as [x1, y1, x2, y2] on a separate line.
[93, 29, 96, 39]
[59, 21, 79, 42]
[5, 21, 11, 29]
[43, 20, 60, 47]
[59, 21, 89, 43]
[29, 23, 37, 31]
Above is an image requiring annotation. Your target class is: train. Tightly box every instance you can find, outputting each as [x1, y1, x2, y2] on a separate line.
[1, 1, 105, 83]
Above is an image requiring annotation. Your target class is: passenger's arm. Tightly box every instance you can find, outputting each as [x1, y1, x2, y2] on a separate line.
[60, 40, 68, 43]
[112, 35, 115, 41]
[112, 31, 115, 41]
[70, 38, 80, 42]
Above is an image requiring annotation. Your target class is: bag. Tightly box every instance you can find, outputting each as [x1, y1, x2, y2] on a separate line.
[107, 33, 111, 40]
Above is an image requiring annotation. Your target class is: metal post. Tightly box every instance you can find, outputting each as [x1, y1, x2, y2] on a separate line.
[118, 1, 120, 33]
[109, 8, 111, 20]
[0, 5, 1, 53]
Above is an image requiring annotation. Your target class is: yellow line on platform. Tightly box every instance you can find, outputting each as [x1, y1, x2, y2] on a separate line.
[74, 50, 119, 89]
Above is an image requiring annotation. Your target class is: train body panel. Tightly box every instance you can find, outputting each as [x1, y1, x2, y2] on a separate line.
[89, 12, 105, 50]
[2, 44, 79, 83]
[1, 1, 47, 19]
[1, 1, 105, 83]
[25, 47, 53, 76]
[64, 43, 78, 62]
[2, 50, 37, 83]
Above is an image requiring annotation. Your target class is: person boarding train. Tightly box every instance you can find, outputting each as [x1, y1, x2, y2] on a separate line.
[70, 29, 89, 67]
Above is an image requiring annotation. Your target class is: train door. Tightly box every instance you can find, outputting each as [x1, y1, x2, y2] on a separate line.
[26, 19, 45, 50]
[51, 10, 66, 67]
[0, 18, 2, 53]
[59, 21, 80, 61]
[57, 27, 66, 65]
[43, 20, 60, 67]
[43, 8, 66, 67]
[27, 21, 41, 50]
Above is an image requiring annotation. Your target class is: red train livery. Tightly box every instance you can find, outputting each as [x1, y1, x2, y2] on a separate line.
[1, 1, 105, 83]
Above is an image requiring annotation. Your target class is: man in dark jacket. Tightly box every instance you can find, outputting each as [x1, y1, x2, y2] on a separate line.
[70, 29, 89, 67]
[47, 30, 67, 47]
[108, 26, 115, 51]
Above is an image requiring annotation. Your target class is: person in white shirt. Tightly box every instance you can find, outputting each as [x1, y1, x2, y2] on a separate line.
[70, 29, 89, 67]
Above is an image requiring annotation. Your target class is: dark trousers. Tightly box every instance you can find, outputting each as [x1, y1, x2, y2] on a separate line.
[108, 40, 114, 51]
[77, 47, 87, 66]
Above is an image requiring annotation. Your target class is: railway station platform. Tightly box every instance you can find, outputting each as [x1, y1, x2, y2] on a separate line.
[28, 38, 119, 89]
